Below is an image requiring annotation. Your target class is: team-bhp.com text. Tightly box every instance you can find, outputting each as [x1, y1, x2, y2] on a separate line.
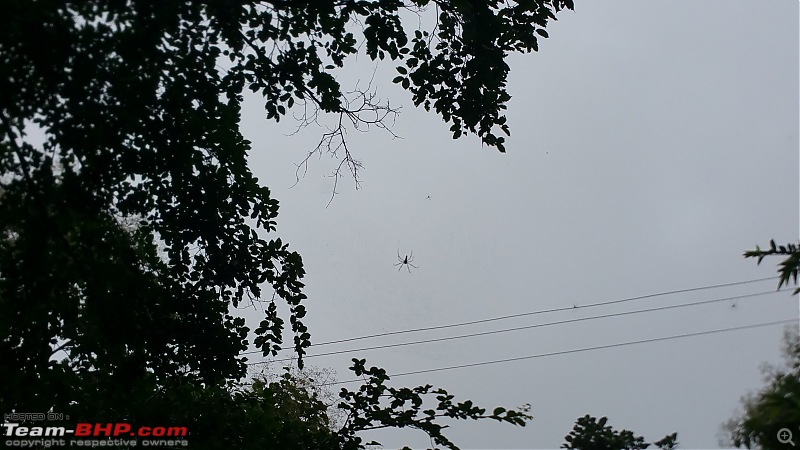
[3, 423, 189, 447]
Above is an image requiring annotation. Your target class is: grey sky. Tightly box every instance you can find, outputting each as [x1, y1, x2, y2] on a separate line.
[241, 1, 798, 448]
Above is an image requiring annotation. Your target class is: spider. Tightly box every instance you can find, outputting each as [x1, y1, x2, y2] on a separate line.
[395, 251, 418, 272]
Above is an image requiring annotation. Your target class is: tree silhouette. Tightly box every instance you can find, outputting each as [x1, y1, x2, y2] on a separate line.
[563, 415, 678, 450]
[1, 1, 571, 447]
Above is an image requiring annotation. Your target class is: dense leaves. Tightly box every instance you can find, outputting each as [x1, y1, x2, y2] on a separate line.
[1, 1, 306, 408]
[723, 328, 800, 449]
[1, 0, 568, 441]
[24, 363, 530, 450]
[562, 415, 678, 450]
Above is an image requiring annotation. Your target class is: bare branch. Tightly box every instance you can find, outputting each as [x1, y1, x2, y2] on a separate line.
[291, 74, 402, 206]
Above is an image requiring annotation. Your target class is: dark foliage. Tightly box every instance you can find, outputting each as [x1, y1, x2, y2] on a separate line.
[723, 328, 800, 449]
[1, 1, 570, 446]
[562, 415, 678, 450]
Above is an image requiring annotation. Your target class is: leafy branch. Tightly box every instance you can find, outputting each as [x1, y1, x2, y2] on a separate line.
[744, 240, 800, 294]
[336, 358, 532, 450]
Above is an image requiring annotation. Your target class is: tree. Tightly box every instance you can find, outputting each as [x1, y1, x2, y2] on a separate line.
[75, 360, 531, 450]
[1, 0, 571, 447]
[562, 415, 678, 450]
[722, 327, 800, 449]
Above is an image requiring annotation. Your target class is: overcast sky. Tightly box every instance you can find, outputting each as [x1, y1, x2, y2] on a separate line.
[240, 1, 799, 448]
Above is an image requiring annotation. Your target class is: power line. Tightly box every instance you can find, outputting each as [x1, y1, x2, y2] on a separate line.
[326, 318, 799, 385]
[251, 289, 784, 364]
[242, 276, 778, 356]
[240, 275, 779, 357]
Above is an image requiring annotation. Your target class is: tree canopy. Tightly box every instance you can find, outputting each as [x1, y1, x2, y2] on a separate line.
[1, 0, 572, 447]
[722, 327, 800, 449]
[562, 415, 678, 450]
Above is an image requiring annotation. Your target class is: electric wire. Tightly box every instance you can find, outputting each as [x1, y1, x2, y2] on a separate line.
[240, 275, 778, 357]
[325, 318, 799, 385]
[249, 289, 785, 364]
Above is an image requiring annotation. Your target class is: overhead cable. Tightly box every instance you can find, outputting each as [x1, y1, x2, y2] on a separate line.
[252, 275, 779, 356]
[325, 318, 798, 385]
[252, 289, 784, 364]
